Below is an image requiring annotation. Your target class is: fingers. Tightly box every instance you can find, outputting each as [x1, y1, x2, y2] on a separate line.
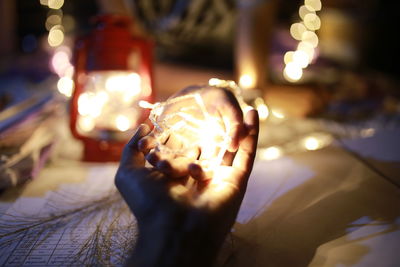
[232, 109, 259, 174]
[189, 163, 213, 181]
[120, 124, 152, 168]
[138, 135, 157, 152]
[218, 90, 244, 152]
[227, 121, 243, 152]
[222, 151, 236, 166]
[157, 157, 191, 178]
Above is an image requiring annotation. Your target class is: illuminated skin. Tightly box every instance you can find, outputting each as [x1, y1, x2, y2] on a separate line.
[115, 110, 259, 267]
[141, 85, 245, 178]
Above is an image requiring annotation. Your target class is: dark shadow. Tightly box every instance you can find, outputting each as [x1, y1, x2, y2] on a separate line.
[228, 147, 400, 267]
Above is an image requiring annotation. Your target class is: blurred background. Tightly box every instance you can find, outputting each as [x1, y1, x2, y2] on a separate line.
[1, 0, 399, 188]
[0, 0, 398, 77]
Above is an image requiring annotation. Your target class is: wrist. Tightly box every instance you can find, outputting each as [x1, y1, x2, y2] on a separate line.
[127, 213, 225, 267]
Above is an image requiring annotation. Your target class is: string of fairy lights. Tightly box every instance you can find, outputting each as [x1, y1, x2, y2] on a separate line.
[283, 0, 322, 82]
[208, 78, 334, 161]
[39, 0, 75, 98]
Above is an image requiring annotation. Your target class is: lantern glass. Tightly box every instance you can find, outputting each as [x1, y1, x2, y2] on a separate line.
[76, 70, 145, 141]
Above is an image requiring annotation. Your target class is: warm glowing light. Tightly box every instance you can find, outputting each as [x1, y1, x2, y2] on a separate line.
[51, 49, 71, 77]
[64, 65, 75, 78]
[284, 51, 294, 64]
[297, 41, 315, 61]
[57, 77, 74, 97]
[48, 27, 64, 47]
[144, 92, 230, 172]
[95, 91, 109, 104]
[304, 136, 321, 150]
[299, 5, 315, 20]
[293, 50, 310, 68]
[239, 74, 255, 89]
[139, 100, 155, 109]
[48, 0, 64, 9]
[78, 93, 102, 118]
[260, 146, 282, 161]
[254, 98, 269, 120]
[305, 0, 321, 11]
[304, 13, 321, 31]
[257, 104, 269, 120]
[115, 115, 131, 132]
[105, 73, 142, 101]
[284, 62, 303, 82]
[290, 23, 307, 41]
[301, 31, 319, 47]
[271, 109, 285, 119]
[40, 0, 49, 6]
[208, 78, 221, 86]
[283, 0, 321, 83]
[78, 116, 95, 132]
[45, 14, 62, 31]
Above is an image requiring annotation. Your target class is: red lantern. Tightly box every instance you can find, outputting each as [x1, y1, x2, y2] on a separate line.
[70, 15, 154, 162]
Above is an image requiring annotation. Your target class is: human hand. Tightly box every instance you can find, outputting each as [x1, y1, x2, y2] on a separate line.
[115, 109, 259, 267]
[170, 85, 244, 152]
[140, 85, 245, 178]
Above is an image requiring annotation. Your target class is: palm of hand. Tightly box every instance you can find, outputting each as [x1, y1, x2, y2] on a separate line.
[116, 109, 258, 229]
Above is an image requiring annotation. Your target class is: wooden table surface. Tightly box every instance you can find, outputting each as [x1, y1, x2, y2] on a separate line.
[1, 63, 399, 266]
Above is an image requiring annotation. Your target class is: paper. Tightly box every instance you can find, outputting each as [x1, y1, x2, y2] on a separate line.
[237, 157, 314, 224]
[0, 156, 316, 265]
[0, 164, 136, 266]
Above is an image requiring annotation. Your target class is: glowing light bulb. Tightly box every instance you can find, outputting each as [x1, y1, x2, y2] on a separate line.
[78, 93, 102, 118]
[284, 62, 303, 82]
[299, 5, 315, 20]
[78, 116, 95, 132]
[115, 115, 131, 132]
[254, 98, 269, 120]
[297, 41, 315, 62]
[124, 73, 142, 102]
[95, 91, 109, 105]
[290, 23, 307, 41]
[208, 78, 221, 86]
[305, 0, 321, 12]
[260, 146, 282, 160]
[284, 51, 295, 64]
[239, 74, 255, 89]
[57, 77, 74, 97]
[48, 27, 64, 47]
[48, 0, 64, 9]
[106, 73, 141, 92]
[301, 31, 319, 47]
[271, 109, 285, 119]
[304, 13, 321, 31]
[304, 136, 321, 150]
[293, 50, 310, 68]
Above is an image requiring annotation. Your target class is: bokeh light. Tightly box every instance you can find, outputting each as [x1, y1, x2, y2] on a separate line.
[290, 23, 307, 41]
[260, 146, 282, 161]
[48, 26, 64, 47]
[48, 0, 64, 9]
[57, 77, 74, 97]
[284, 62, 303, 82]
[239, 74, 255, 89]
[305, 0, 321, 11]
[304, 13, 321, 30]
